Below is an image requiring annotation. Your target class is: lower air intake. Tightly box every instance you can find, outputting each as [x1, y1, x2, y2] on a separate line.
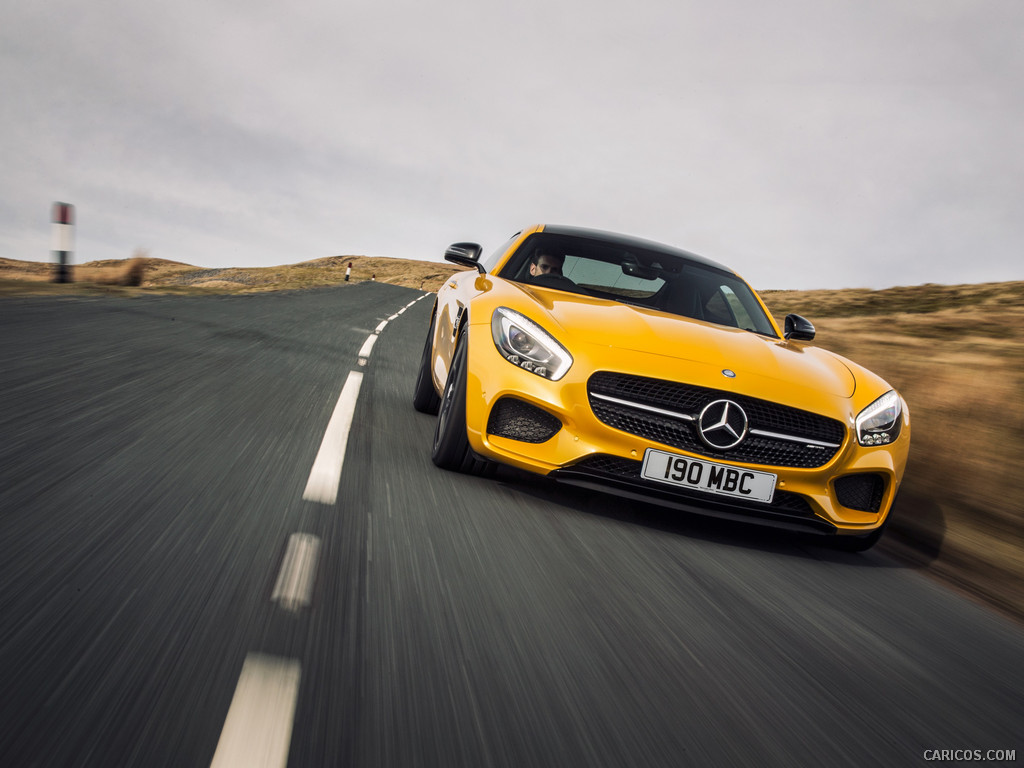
[834, 474, 886, 513]
[487, 398, 562, 443]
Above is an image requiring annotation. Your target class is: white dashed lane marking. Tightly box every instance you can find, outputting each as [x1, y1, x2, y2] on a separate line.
[302, 371, 364, 505]
[210, 654, 301, 768]
[213, 295, 434, 766]
[302, 295, 429, 502]
[271, 533, 321, 612]
[357, 334, 378, 366]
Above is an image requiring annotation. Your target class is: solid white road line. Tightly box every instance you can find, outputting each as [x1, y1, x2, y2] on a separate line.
[271, 533, 321, 611]
[303, 371, 364, 504]
[210, 654, 301, 768]
[357, 333, 378, 366]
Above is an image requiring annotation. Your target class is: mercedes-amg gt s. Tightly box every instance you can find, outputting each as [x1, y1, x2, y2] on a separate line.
[413, 225, 910, 550]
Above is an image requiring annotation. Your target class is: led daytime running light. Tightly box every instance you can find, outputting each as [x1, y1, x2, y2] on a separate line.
[855, 390, 902, 447]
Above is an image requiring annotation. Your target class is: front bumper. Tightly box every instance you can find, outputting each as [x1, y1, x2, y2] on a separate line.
[462, 325, 911, 535]
[551, 454, 836, 534]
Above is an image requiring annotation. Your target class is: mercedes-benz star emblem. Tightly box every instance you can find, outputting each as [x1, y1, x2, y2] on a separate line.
[697, 399, 749, 450]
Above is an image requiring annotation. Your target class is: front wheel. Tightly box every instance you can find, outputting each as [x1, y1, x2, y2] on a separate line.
[431, 332, 492, 475]
[412, 314, 441, 414]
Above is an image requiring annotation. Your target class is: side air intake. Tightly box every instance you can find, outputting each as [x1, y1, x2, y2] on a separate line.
[487, 398, 562, 443]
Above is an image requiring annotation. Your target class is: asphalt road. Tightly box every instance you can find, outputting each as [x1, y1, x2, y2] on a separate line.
[1, 283, 1021, 768]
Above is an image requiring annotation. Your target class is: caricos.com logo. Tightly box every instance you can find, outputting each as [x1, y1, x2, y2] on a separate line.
[923, 750, 1016, 762]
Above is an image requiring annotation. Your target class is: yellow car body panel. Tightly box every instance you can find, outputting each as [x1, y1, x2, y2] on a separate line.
[422, 225, 910, 545]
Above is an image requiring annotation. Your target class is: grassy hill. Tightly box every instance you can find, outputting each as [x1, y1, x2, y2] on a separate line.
[3, 254, 1022, 621]
[0, 253, 464, 294]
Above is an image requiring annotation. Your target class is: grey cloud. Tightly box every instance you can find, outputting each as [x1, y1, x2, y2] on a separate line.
[1, 0, 1021, 288]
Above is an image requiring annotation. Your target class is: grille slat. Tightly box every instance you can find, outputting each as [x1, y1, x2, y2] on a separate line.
[588, 372, 846, 469]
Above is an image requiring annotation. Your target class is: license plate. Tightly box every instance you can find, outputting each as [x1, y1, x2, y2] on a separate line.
[641, 449, 777, 503]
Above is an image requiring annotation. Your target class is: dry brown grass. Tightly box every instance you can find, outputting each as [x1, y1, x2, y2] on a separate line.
[762, 283, 1024, 620]
[0, 253, 198, 295]
[88, 250, 148, 286]
[3, 253, 1022, 619]
[0, 252, 463, 295]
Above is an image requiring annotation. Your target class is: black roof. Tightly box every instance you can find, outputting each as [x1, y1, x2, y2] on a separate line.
[538, 224, 733, 274]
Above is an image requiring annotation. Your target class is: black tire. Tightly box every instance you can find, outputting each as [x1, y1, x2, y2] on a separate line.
[413, 314, 441, 414]
[431, 331, 492, 475]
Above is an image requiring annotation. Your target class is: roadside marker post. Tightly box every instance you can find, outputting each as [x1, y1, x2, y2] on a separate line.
[51, 202, 75, 283]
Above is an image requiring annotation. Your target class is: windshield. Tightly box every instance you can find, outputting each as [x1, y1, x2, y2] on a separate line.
[499, 233, 778, 336]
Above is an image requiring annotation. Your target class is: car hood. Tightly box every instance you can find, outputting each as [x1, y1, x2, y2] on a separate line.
[521, 287, 858, 399]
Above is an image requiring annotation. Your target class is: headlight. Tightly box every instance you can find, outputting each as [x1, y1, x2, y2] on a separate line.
[856, 390, 903, 446]
[491, 307, 573, 381]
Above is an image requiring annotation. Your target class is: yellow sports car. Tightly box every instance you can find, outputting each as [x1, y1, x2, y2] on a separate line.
[413, 225, 910, 550]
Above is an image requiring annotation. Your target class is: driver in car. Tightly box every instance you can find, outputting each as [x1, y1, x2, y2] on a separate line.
[529, 250, 565, 277]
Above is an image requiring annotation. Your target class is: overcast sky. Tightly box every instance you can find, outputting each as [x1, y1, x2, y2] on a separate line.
[2, 0, 1021, 290]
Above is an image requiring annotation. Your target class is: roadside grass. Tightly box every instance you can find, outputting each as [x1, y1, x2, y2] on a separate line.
[762, 284, 1024, 620]
[0, 278, 252, 298]
[4, 254, 1023, 620]
[0, 254, 462, 294]
[761, 281, 1024, 317]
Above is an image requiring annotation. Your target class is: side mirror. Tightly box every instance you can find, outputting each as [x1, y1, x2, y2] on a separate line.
[444, 242, 485, 273]
[784, 314, 816, 341]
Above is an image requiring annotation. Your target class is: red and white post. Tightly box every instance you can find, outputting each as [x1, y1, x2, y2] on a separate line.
[52, 202, 75, 283]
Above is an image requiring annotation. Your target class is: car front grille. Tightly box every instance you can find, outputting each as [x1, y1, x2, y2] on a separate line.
[587, 372, 846, 469]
